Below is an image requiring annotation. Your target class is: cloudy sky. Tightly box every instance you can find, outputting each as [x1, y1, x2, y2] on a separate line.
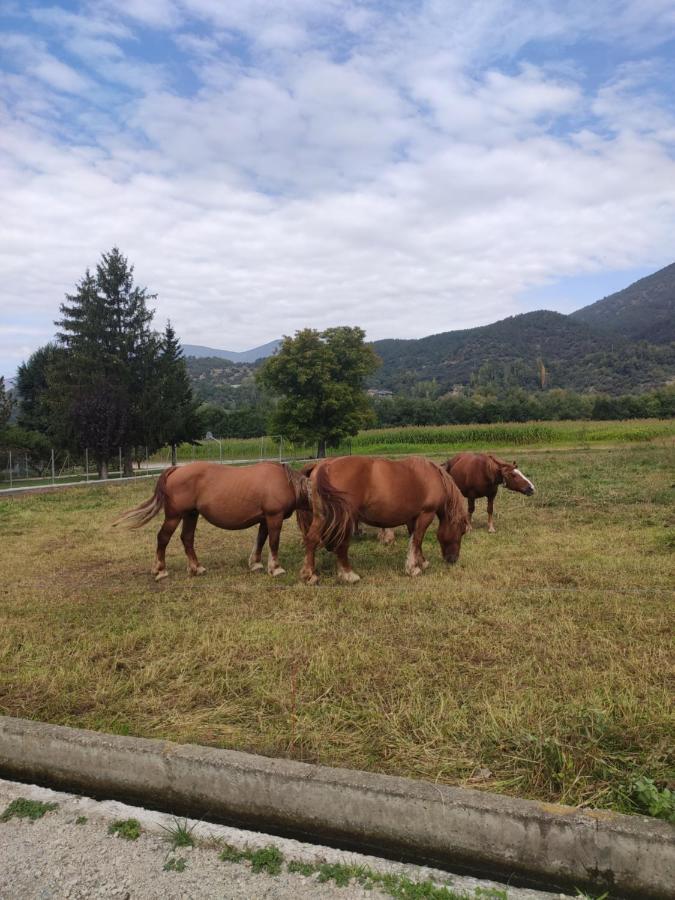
[2, 0, 675, 377]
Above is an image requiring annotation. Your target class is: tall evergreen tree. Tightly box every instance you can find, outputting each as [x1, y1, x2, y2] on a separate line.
[15, 343, 61, 435]
[52, 249, 156, 477]
[0, 377, 12, 432]
[159, 322, 201, 464]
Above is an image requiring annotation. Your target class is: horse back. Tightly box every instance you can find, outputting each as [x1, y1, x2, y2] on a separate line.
[445, 452, 499, 498]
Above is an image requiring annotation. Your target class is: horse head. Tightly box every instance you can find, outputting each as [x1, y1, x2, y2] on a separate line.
[436, 466, 470, 563]
[498, 460, 535, 496]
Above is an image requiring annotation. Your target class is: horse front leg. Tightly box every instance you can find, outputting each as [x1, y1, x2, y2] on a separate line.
[249, 520, 268, 572]
[151, 515, 180, 581]
[406, 511, 435, 576]
[181, 510, 206, 576]
[336, 537, 360, 583]
[467, 497, 475, 532]
[487, 493, 497, 533]
[266, 514, 286, 576]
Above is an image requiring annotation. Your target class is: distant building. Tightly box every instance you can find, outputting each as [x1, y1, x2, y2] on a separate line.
[366, 388, 394, 398]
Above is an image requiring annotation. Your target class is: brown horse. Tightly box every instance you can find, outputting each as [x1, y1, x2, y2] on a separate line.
[114, 462, 310, 581]
[444, 453, 535, 533]
[297, 461, 396, 545]
[299, 456, 468, 584]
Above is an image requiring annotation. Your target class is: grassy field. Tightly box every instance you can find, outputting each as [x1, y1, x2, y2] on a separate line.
[155, 418, 675, 464]
[0, 438, 673, 819]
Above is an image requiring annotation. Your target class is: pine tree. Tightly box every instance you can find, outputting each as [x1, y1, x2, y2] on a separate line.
[52, 249, 156, 478]
[0, 376, 12, 432]
[159, 322, 201, 464]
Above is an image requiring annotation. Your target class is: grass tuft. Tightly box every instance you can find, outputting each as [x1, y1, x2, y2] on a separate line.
[160, 817, 196, 848]
[0, 798, 58, 822]
[108, 818, 141, 840]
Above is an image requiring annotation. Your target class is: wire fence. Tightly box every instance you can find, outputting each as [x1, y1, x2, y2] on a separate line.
[0, 435, 353, 493]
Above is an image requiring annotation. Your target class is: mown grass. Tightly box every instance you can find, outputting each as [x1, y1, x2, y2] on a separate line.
[155, 418, 675, 463]
[0, 440, 673, 816]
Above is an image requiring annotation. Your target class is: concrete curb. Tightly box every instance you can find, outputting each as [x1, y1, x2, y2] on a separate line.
[0, 716, 672, 898]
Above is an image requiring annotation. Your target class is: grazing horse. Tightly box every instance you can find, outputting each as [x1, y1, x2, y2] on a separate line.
[114, 462, 310, 581]
[299, 456, 468, 584]
[444, 453, 535, 533]
[297, 461, 396, 545]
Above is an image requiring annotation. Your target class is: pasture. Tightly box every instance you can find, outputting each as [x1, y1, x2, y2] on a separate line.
[0, 439, 673, 818]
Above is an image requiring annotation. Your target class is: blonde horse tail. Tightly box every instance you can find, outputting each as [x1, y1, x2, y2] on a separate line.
[112, 466, 177, 529]
[313, 463, 354, 549]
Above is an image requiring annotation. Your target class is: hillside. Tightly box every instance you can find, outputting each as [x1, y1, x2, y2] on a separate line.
[369, 310, 675, 395]
[570, 262, 675, 343]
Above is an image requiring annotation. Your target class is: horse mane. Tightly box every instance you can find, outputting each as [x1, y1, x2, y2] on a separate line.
[435, 463, 468, 528]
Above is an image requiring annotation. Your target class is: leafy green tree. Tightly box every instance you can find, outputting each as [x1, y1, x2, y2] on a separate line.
[257, 327, 380, 457]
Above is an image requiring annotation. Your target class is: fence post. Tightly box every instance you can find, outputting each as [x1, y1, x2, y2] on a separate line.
[25, 453, 28, 480]
[8, 450, 12, 488]
[260, 436, 264, 460]
[279, 436, 283, 461]
[118, 447, 122, 479]
[85, 448, 89, 482]
[51, 449, 55, 484]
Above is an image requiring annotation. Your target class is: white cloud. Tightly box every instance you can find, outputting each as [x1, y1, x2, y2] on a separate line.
[1, 0, 675, 375]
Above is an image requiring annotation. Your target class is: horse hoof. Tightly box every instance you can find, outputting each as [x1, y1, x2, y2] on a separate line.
[189, 565, 206, 576]
[154, 570, 169, 582]
[303, 573, 320, 586]
[421, 559, 430, 570]
[488, 527, 496, 534]
[270, 566, 286, 577]
[406, 566, 422, 577]
[378, 529, 396, 546]
[249, 562, 264, 572]
[338, 570, 360, 584]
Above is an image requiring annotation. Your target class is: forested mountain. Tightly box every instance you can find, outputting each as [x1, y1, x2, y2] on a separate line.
[369, 310, 675, 395]
[184, 264, 675, 399]
[570, 262, 675, 343]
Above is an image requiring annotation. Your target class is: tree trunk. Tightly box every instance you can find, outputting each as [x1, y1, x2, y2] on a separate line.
[99, 458, 108, 480]
[171, 444, 177, 466]
[123, 448, 134, 477]
[317, 438, 326, 458]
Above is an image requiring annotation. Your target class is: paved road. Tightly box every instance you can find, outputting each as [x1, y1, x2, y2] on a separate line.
[0, 779, 572, 900]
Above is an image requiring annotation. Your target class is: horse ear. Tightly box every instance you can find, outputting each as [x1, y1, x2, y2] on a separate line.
[512, 461, 517, 468]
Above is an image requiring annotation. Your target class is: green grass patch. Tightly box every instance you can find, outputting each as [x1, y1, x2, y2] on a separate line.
[0, 798, 58, 822]
[219, 843, 283, 874]
[108, 818, 141, 840]
[75, 815, 87, 825]
[163, 856, 187, 872]
[0, 440, 673, 819]
[156, 418, 675, 464]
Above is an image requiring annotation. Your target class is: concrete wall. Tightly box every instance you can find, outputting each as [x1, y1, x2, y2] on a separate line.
[0, 715, 672, 898]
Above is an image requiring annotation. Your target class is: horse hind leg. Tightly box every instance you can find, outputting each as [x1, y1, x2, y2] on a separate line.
[336, 538, 360, 583]
[249, 521, 268, 572]
[487, 494, 496, 533]
[181, 510, 206, 576]
[265, 514, 286, 577]
[152, 515, 181, 581]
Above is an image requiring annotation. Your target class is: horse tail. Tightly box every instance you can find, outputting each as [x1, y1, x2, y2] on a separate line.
[296, 507, 313, 537]
[436, 464, 468, 528]
[313, 463, 354, 549]
[444, 453, 462, 472]
[112, 466, 177, 529]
